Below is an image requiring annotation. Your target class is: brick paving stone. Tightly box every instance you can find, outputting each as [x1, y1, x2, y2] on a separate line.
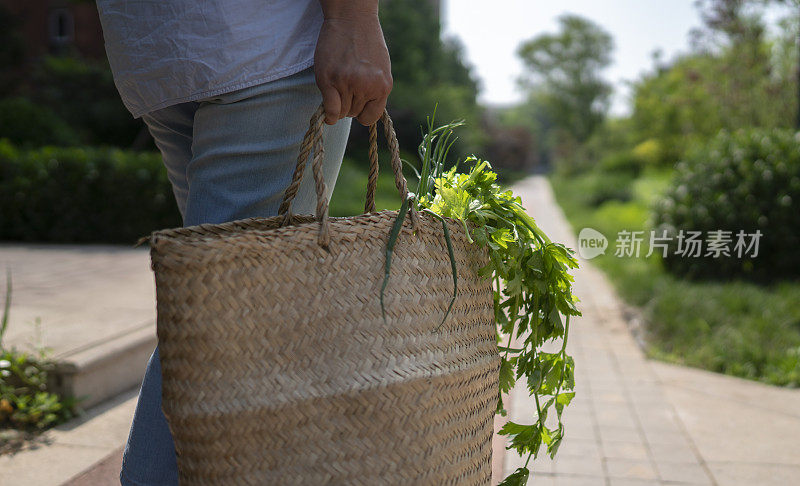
[601, 440, 649, 461]
[647, 442, 699, 464]
[556, 437, 601, 459]
[605, 458, 658, 481]
[654, 461, 713, 485]
[598, 425, 641, 443]
[706, 462, 800, 486]
[553, 476, 606, 486]
[607, 479, 660, 486]
[553, 454, 605, 477]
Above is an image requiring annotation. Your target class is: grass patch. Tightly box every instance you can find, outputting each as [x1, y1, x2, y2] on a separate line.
[550, 170, 800, 387]
[329, 155, 406, 216]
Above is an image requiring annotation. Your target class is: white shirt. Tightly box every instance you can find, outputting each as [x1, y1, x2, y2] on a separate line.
[96, 0, 323, 118]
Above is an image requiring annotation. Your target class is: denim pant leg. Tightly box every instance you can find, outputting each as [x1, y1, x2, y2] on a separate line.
[184, 69, 352, 226]
[120, 68, 352, 486]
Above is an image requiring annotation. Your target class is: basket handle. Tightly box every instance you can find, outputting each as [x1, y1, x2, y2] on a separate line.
[277, 104, 419, 247]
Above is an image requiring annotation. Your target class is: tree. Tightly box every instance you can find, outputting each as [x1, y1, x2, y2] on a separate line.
[516, 15, 614, 145]
[693, 0, 758, 42]
[628, 3, 798, 166]
[374, 0, 482, 157]
[691, 0, 800, 128]
[630, 53, 726, 164]
[764, 0, 800, 127]
[499, 90, 557, 171]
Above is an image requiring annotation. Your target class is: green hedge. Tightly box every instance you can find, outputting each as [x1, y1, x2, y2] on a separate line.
[652, 128, 800, 280]
[30, 56, 144, 147]
[0, 97, 80, 148]
[0, 140, 181, 243]
[596, 150, 643, 177]
[567, 171, 634, 207]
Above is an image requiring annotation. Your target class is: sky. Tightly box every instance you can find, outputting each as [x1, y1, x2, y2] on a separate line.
[442, 0, 793, 115]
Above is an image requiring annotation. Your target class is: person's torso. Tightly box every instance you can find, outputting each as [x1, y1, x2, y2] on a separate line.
[96, 0, 323, 118]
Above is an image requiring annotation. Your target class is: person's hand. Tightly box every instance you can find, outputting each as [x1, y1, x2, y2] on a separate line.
[314, 2, 392, 126]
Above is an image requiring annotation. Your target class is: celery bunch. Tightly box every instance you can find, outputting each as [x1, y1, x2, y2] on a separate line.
[382, 114, 581, 485]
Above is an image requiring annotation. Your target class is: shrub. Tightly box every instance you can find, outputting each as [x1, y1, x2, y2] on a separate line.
[652, 128, 800, 280]
[597, 150, 643, 177]
[0, 97, 79, 147]
[631, 138, 665, 167]
[1, 274, 81, 446]
[0, 140, 181, 243]
[30, 56, 144, 147]
[0, 349, 79, 430]
[570, 172, 634, 207]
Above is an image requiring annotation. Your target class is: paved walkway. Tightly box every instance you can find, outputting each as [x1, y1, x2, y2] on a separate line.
[0, 244, 155, 360]
[1, 176, 798, 485]
[0, 389, 136, 485]
[0, 245, 150, 484]
[494, 176, 800, 485]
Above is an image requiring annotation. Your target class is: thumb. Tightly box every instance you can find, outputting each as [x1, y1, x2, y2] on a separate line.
[320, 85, 342, 125]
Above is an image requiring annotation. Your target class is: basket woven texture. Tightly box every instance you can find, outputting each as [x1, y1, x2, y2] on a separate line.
[149, 107, 500, 485]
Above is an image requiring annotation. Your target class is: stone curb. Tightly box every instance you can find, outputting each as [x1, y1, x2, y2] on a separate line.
[50, 324, 154, 410]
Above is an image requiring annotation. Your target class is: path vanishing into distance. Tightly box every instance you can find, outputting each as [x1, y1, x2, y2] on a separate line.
[0, 176, 799, 485]
[491, 176, 800, 486]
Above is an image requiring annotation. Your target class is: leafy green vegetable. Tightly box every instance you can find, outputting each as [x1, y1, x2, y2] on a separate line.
[421, 208, 458, 331]
[385, 112, 581, 485]
[380, 193, 413, 323]
[498, 465, 530, 486]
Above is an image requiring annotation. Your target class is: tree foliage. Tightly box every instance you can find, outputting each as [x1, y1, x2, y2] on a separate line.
[630, 1, 798, 165]
[516, 15, 614, 145]
[377, 0, 482, 155]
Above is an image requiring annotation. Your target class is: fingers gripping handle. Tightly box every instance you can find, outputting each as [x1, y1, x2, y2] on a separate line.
[278, 104, 418, 247]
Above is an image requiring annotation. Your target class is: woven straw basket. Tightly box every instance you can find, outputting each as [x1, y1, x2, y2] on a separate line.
[148, 107, 500, 485]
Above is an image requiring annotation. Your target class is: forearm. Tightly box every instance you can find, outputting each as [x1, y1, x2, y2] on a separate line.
[318, 0, 378, 20]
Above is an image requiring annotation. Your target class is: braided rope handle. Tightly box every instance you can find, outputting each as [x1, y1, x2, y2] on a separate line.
[365, 123, 379, 213]
[278, 105, 419, 247]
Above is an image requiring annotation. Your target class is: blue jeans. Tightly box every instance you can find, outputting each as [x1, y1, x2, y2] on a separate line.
[119, 67, 352, 486]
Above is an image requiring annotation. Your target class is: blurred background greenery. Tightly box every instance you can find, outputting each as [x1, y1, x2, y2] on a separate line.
[537, 0, 800, 387]
[0, 0, 798, 386]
